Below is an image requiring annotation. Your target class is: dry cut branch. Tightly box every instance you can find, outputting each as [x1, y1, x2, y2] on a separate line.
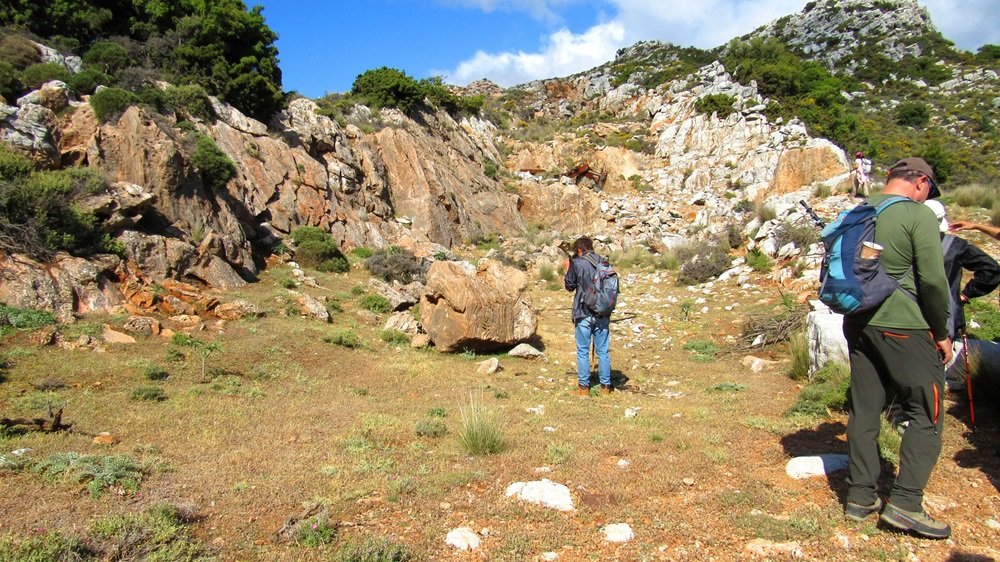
[0, 407, 72, 433]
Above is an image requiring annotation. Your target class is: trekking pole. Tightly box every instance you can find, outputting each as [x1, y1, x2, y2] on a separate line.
[961, 330, 976, 431]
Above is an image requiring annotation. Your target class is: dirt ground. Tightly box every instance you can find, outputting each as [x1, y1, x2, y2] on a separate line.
[2, 259, 1000, 561]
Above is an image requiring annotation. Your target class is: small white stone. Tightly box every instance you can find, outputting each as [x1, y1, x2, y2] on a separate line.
[445, 527, 480, 551]
[616, 459, 630, 468]
[603, 523, 634, 543]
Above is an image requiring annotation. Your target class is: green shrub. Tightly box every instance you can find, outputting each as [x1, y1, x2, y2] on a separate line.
[19, 62, 70, 91]
[378, 329, 410, 346]
[745, 249, 772, 272]
[66, 67, 109, 95]
[324, 330, 361, 348]
[351, 66, 424, 113]
[458, 393, 507, 456]
[951, 184, 997, 210]
[784, 361, 850, 417]
[131, 385, 167, 402]
[165, 84, 216, 122]
[290, 227, 350, 273]
[351, 247, 374, 259]
[364, 247, 425, 284]
[414, 419, 447, 438]
[0, 34, 40, 70]
[694, 93, 737, 118]
[89, 87, 139, 122]
[895, 101, 930, 127]
[82, 41, 131, 75]
[0, 60, 23, 101]
[0, 303, 57, 336]
[358, 294, 391, 314]
[143, 364, 169, 381]
[190, 134, 236, 190]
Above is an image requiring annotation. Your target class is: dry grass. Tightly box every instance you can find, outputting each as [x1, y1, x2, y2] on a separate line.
[0, 258, 998, 561]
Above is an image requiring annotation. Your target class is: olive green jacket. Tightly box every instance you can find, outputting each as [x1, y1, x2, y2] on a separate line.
[852, 194, 950, 341]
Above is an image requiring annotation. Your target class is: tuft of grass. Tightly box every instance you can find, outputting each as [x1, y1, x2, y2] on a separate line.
[88, 502, 210, 559]
[538, 262, 556, 282]
[143, 364, 169, 381]
[951, 183, 997, 210]
[427, 407, 447, 418]
[546, 442, 573, 464]
[457, 392, 507, 456]
[745, 249, 772, 272]
[878, 414, 903, 466]
[708, 382, 747, 393]
[325, 330, 361, 348]
[784, 361, 850, 417]
[788, 332, 810, 381]
[130, 385, 167, 402]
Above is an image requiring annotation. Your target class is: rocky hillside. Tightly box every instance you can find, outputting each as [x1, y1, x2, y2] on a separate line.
[0, 0, 997, 320]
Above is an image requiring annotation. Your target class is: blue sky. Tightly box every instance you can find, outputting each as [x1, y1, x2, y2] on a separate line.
[255, 0, 1000, 99]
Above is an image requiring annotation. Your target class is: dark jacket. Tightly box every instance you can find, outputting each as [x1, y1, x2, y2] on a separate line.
[565, 250, 599, 322]
[942, 233, 1000, 338]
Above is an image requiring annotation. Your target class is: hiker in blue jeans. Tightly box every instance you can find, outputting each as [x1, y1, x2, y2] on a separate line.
[564, 236, 612, 396]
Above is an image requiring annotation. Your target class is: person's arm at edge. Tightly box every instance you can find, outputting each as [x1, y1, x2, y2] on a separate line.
[950, 220, 1000, 240]
[564, 257, 578, 292]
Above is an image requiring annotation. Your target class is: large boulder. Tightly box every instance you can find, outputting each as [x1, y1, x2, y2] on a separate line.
[420, 259, 537, 352]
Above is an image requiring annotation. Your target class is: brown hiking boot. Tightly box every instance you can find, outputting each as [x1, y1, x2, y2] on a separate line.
[880, 502, 951, 539]
[600, 384, 612, 396]
[573, 386, 590, 397]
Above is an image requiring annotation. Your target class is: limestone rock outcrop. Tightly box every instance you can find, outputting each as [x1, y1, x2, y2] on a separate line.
[420, 259, 537, 352]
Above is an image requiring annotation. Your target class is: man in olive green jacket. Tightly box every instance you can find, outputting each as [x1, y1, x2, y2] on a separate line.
[842, 158, 953, 539]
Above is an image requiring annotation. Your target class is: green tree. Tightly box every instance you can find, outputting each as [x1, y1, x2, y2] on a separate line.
[895, 102, 930, 127]
[351, 67, 423, 113]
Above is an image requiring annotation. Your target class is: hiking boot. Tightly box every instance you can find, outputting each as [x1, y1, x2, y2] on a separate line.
[880, 502, 951, 539]
[600, 384, 612, 396]
[573, 386, 590, 397]
[845, 497, 883, 522]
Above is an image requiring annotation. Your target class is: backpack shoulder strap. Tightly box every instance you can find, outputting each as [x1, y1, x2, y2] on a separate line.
[941, 233, 957, 258]
[583, 253, 600, 269]
[873, 195, 911, 213]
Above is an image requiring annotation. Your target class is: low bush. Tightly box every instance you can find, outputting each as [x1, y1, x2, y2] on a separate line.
[335, 536, 417, 562]
[190, 134, 236, 191]
[414, 419, 447, 438]
[745, 249, 772, 272]
[378, 329, 410, 346]
[66, 68, 109, 95]
[20, 62, 70, 91]
[131, 385, 167, 402]
[290, 226, 350, 273]
[675, 240, 732, 285]
[365, 246, 426, 284]
[0, 34, 40, 70]
[358, 294, 391, 314]
[164, 84, 216, 122]
[34, 452, 149, 498]
[324, 330, 361, 348]
[951, 183, 997, 210]
[694, 93, 737, 118]
[143, 364, 169, 381]
[784, 361, 850, 417]
[89, 87, 139, 122]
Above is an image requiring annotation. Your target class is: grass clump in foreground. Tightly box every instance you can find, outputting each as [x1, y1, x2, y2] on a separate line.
[784, 361, 850, 417]
[458, 392, 507, 455]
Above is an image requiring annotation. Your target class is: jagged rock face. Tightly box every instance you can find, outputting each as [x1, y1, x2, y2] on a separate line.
[361, 109, 524, 247]
[0, 253, 125, 323]
[758, 0, 938, 72]
[420, 259, 537, 352]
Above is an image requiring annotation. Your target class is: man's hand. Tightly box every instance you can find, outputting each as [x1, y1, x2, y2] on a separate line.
[563, 256, 571, 274]
[936, 338, 953, 365]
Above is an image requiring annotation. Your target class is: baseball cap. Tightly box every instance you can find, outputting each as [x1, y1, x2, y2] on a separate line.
[923, 199, 948, 232]
[889, 157, 940, 199]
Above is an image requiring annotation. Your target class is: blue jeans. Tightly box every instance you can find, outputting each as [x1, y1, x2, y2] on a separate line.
[575, 315, 611, 387]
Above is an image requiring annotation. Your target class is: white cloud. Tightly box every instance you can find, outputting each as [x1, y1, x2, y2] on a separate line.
[443, 0, 1000, 87]
[440, 20, 626, 86]
[922, 0, 1000, 51]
